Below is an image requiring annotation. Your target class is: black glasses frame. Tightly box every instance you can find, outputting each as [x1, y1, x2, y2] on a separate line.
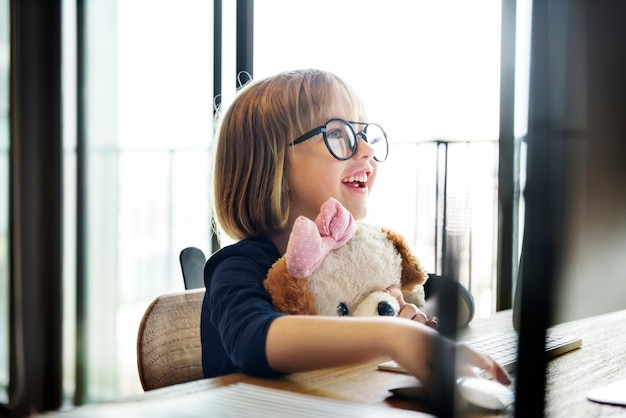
[287, 118, 388, 162]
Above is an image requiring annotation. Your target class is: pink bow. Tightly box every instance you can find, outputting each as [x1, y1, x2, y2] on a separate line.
[285, 198, 356, 278]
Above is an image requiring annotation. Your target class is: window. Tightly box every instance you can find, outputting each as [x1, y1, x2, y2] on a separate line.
[255, 0, 501, 141]
[70, 0, 214, 401]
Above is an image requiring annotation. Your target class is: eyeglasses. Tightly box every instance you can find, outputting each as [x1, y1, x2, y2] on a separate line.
[288, 118, 389, 162]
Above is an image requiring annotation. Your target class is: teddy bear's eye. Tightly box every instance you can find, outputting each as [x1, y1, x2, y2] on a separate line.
[378, 301, 396, 316]
[337, 303, 348, 316]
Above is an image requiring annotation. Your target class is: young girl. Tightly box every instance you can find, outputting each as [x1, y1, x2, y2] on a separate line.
[200, 68, 510, 392]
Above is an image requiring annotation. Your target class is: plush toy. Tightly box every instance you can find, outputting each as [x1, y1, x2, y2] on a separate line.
[264, 198, 430, 318]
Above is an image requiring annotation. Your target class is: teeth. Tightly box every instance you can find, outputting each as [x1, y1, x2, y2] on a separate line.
[342, 174, 367, 183]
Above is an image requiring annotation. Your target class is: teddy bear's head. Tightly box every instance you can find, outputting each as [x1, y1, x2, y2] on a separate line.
[264, 198, 428, 317]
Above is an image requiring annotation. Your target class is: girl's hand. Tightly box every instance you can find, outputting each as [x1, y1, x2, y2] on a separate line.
[385, 287, 438, 328]
[391, 323, 511, 396]
[456, 342, 512, 384]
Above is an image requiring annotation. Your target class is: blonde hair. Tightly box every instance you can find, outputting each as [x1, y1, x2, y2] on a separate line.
[212, 68, 367, 241]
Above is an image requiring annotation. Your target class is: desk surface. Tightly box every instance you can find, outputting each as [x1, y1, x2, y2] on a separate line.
[45, 309, 626, 417]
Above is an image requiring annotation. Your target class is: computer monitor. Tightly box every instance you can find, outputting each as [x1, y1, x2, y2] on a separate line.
[515, 1, 626, 416]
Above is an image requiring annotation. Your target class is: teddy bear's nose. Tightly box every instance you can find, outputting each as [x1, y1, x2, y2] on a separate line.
[337, 303, 349, 316]
[377, 301, 396, 316]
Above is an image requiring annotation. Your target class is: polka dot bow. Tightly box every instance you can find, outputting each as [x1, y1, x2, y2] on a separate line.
[285, 198, 356, 279]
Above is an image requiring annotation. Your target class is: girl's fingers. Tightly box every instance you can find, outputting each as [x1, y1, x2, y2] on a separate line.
[457, 344, 512, 385]
[398, 303, 428, 324]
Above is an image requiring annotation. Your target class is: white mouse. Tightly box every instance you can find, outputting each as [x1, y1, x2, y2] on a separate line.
[456, 377, 515, 410]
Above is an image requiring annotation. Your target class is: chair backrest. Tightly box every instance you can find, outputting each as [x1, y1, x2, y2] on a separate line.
[179, 246, 207, 289]
[136, 289, 205, 391]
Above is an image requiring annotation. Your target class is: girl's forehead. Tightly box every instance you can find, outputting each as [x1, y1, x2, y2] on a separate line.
[317, 95, 364, 124]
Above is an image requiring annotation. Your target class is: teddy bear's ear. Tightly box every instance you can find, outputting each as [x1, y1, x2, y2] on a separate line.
[382, 228, 428, 288]
[264, 257, 319, 315]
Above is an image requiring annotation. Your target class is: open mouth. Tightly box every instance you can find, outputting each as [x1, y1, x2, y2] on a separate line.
[342, 173, 368, 188]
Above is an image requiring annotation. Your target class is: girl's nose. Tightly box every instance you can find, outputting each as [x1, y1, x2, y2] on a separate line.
[355, 134, 376, 160]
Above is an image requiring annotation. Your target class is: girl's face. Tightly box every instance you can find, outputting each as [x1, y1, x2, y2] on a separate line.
[285, 102, 378, 223]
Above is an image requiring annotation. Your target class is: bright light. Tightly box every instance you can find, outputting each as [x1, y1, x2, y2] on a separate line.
[254, 0, 501, 142]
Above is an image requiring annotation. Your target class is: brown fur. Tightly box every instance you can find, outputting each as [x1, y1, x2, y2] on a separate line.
[383, 228, 428, 291]
[263, 258, 318, 315]
[265, 226, 427, 316]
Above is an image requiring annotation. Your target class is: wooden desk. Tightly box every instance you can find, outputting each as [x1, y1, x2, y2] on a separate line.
[44, 309, 626, 417]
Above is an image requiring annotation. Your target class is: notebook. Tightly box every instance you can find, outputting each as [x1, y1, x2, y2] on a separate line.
[51, 383, 432, 418]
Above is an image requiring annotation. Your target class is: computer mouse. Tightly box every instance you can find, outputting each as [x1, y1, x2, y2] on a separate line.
[456, 377, 515, 410]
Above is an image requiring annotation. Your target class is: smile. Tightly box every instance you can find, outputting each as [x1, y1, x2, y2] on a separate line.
[342, 173, 368, 188]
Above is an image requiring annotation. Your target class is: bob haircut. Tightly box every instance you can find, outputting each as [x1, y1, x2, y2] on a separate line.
[212, 68, 367, 241]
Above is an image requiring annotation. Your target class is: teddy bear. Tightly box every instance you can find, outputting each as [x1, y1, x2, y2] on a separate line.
[263, 198, 431, 319]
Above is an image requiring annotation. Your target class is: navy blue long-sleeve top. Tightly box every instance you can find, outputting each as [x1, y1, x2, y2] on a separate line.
[200, 235, 287, 378]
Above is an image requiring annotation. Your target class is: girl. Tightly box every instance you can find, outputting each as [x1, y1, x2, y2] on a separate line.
[200, 68, 510, 392]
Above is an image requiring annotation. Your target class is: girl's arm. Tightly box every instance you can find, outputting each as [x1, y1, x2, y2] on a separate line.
[265, 315, 510, 392]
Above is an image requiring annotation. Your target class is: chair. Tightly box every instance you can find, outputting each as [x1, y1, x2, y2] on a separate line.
[179, 246, 207, 289]
[136, 289, 205, 391]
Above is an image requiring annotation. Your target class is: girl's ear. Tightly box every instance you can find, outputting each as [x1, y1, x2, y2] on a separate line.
[264, 257, 318, 315]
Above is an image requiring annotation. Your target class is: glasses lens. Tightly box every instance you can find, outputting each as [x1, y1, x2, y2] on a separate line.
[324, 120, 357, 159]
[364, 123, 388, 162]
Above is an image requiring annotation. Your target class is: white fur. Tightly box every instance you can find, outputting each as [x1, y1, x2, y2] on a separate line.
[352, 291, 401, 316]
[307, 223, 422, 317]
